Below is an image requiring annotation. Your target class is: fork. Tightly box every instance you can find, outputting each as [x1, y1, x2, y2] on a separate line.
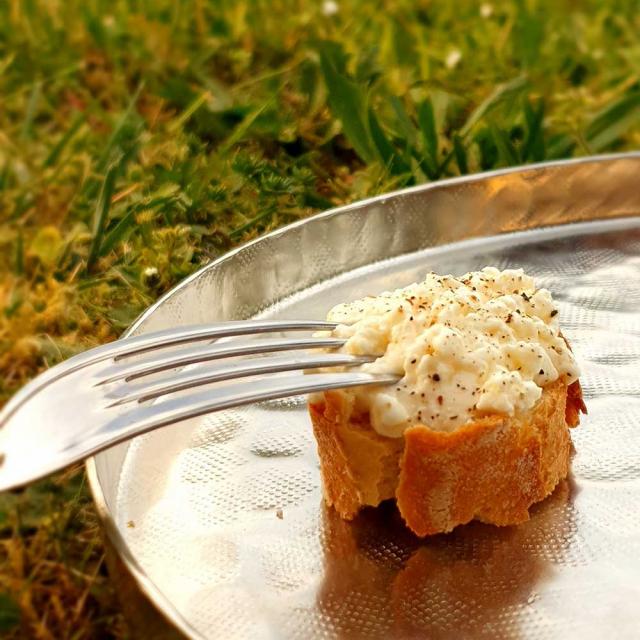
[0, 320, 398, 491]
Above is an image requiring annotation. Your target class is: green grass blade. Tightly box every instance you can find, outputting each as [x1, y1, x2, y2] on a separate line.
[546, 133, 576, 159]
[219, 101, 271, 154]
[366, 108, 394, 163]
[43, 113, 85, 168]
[417, 98, 438, 176]
[585, 90, 640, 151]
[87, 164, 118, 271]
[490, 125, 521, 166]
[20, 80, 42, 141]
[460, 76, 528, 138]
[388, 95, 416, 145]
[513, 0, 545, 69]
[368, 108, 409, 176]
[318, 42, 377, 164]
[229, 204, 277, 239]
[522, 98, 545, 162]
[81, 5, 108, 48]
[453, 135, 469, 174]
[98, 209, 136, 258]
[94, 81, 144, 174]
[474, 127, 499, 170]
[168, 90, 211, 133]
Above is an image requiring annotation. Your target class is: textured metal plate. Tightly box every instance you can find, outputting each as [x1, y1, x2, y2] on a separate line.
[88, 156, 640, 639]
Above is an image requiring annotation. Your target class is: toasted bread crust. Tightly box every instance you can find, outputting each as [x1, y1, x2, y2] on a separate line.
[309, 380, 585, 536]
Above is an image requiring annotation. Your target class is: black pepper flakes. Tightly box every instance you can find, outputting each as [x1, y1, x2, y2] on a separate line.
[539, 369, 544, 375]
[437, 395, 443, 405]
[433, 373, 441, 382]
[550, 309, 558, 317]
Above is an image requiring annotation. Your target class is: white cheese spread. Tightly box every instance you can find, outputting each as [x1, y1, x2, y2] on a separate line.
[321, 267, 579, 437]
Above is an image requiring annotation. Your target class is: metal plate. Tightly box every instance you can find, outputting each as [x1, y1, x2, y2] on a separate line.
[88, 155, 640, 639]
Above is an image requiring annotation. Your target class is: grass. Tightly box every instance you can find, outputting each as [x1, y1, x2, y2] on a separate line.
[0, 0, 639, 636]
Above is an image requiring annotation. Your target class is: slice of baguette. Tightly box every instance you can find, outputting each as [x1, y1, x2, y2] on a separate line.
[309, 379, 585, 537]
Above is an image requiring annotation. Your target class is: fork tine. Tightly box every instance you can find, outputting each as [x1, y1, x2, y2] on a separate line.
[106, 352, 377, 406]
[2, 320, 337, 419]
[91, 372, 400, 451]
[96, 336, 348, 385]
[1, 320, 340, 422]
[110, 320, 340, 360]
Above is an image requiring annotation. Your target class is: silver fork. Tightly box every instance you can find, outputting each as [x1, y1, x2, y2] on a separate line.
[0, 320, 398, 491]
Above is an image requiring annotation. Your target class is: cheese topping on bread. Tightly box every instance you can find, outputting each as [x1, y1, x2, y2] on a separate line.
[323, 267, 579, 437]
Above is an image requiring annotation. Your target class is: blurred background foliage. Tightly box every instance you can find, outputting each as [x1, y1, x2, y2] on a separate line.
[1, 0, 640, 636]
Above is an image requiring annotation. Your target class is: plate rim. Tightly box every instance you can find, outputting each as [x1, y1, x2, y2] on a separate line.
[85, 151, 640, 639]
